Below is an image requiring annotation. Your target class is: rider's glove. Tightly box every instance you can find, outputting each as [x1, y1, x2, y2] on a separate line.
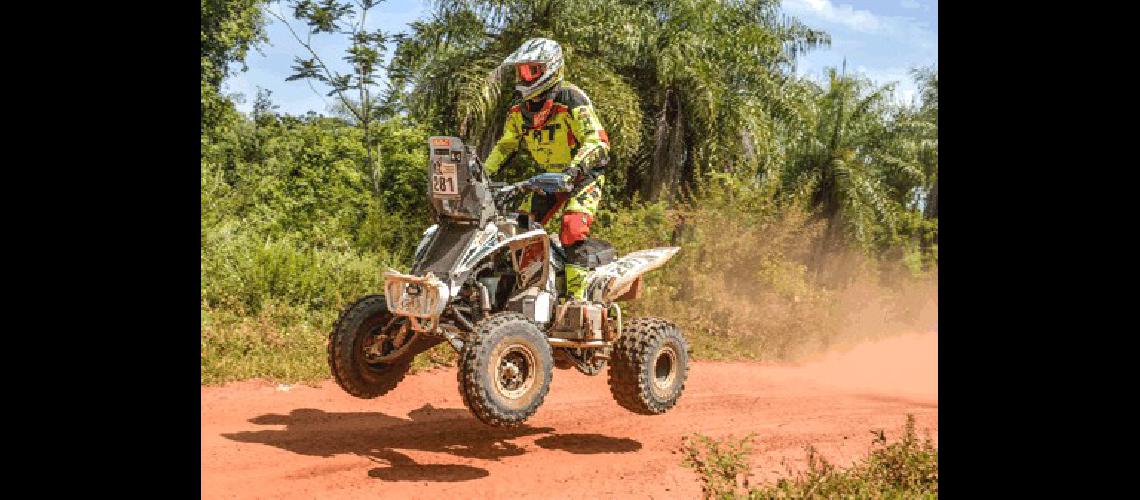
[568, 148, 608, 182]
[564, 165, 584, 184]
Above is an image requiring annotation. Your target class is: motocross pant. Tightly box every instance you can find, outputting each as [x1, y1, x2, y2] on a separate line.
[519, 172, 604, 301]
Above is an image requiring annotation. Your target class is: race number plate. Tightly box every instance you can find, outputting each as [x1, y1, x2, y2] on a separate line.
[433, 162, 459, 197]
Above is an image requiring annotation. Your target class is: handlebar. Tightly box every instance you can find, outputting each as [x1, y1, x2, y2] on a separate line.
[491, 172, 574, 214]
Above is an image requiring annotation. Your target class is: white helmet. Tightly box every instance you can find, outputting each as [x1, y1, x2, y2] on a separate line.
[502, 38, 565, 101]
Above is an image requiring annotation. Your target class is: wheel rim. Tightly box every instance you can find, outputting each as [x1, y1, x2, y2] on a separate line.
[652, 345, 678, 392]
[360, 316, 415, 365]
[496, 344, 537, 399]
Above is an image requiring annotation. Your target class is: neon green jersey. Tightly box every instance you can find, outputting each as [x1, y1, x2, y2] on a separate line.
[484, 83, 609, 175]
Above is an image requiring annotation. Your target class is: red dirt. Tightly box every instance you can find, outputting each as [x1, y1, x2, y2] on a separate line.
[201, 332, 937, 499]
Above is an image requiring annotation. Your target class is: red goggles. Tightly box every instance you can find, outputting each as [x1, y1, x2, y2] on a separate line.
[516, 62, 545, 83]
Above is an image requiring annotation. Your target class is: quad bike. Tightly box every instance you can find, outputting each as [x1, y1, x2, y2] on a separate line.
[328, 136, 689, 427]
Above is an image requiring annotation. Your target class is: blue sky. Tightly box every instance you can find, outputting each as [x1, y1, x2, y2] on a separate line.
[783, 0, 938, 105]
[223, 0, 938, 116]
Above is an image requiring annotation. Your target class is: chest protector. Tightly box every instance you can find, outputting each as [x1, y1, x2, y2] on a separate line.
[514, 84, 607, 170]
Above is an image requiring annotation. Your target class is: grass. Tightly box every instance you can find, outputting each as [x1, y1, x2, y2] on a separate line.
[201, 300, 457, 385]
[199, 229, 460, 385]
[682, 415, 938, 499]
[201, 302, 335, 385]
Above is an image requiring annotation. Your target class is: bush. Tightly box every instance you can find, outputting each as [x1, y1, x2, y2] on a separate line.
[683, 433, 757, 499]
[752, 415, 938, 498]
[682, 415, 938, 499]
[201, 230, 393, 315]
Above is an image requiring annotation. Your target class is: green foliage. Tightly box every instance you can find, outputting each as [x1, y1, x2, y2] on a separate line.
[683, 433, 757, 499]
[201, 301, 336, 384]
[271, 0, 404, 198]
[682, 415, 938, 499]
[390, 0, 828, 202]
[200, 84, 447, 383]
[774, 65, 940, 267]
[201, 299, 453, 385]
[200, 232, 390, 314]
[750, 415, 938, 499]
[391, 1, 935, 257]
[201, 0, 269, 133]
[202, 108, 431, 251]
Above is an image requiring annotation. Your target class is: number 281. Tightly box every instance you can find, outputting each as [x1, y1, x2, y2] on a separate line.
[434, 175, 455, 193]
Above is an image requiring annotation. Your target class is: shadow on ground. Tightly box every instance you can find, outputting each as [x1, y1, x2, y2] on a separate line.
[534, 433, 642, 454]
[223, 404, 642, 482]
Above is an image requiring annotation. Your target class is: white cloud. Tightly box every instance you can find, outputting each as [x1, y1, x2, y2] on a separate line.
[855, 65, 921, 105]
[783, 0, 939, 75]
[793, 63, 923, 106]
[784, 0, 883, 33]
[783, 0, 934, 51]
[772, 1, 936, 109]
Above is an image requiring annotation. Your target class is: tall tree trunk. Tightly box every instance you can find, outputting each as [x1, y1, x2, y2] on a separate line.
[923, 177, 937, 220]
[645, 88, 684, 203]
[812, 201, 843, 285]
[372, 141, 383, 196]
[363, 121, 381, 195]
[922, 176, 937, 258]
[811, 156, 842, 284]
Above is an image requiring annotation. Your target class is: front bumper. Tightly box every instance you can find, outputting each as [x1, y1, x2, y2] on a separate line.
[383, 271, 449, 331]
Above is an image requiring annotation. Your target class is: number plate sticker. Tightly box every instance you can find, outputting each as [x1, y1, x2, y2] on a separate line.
[433, 162, 459, 197]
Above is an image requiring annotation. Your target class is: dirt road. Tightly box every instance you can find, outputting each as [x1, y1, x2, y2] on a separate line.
[201, 332, 937, 499]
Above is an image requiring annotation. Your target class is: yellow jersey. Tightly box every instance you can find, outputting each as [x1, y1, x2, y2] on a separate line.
[484, 83, 609, 175]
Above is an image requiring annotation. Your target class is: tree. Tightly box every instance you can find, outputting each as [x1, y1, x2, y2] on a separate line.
[201, 0, 269, 133]
[912, 66, 938, 222]
[783, 64, 930, 279]
[270, 0, 395, 195]
[388, 0, 828, 200]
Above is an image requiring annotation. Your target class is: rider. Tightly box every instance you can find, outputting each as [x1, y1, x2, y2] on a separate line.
[483, 38, 610, 302]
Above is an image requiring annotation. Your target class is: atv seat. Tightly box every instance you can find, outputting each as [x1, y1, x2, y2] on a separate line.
[566, 237, 615, 269]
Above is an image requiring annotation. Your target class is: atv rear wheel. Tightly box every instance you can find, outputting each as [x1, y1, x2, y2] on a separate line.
[608, 317, 689, 414]
[328, 295, 439, 398]
[458, 313, 553, 427]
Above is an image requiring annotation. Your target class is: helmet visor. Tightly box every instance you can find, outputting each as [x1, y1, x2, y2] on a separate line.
[516, 62, 545, 83]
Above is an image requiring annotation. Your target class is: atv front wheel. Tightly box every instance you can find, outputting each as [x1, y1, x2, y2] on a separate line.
[328, 295, 438, 398]
[608, 317, 690, 414]
[458, 313, 553, 427]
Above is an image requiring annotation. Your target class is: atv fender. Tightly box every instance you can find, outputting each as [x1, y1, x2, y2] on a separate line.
[584, 247, 680, 302]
